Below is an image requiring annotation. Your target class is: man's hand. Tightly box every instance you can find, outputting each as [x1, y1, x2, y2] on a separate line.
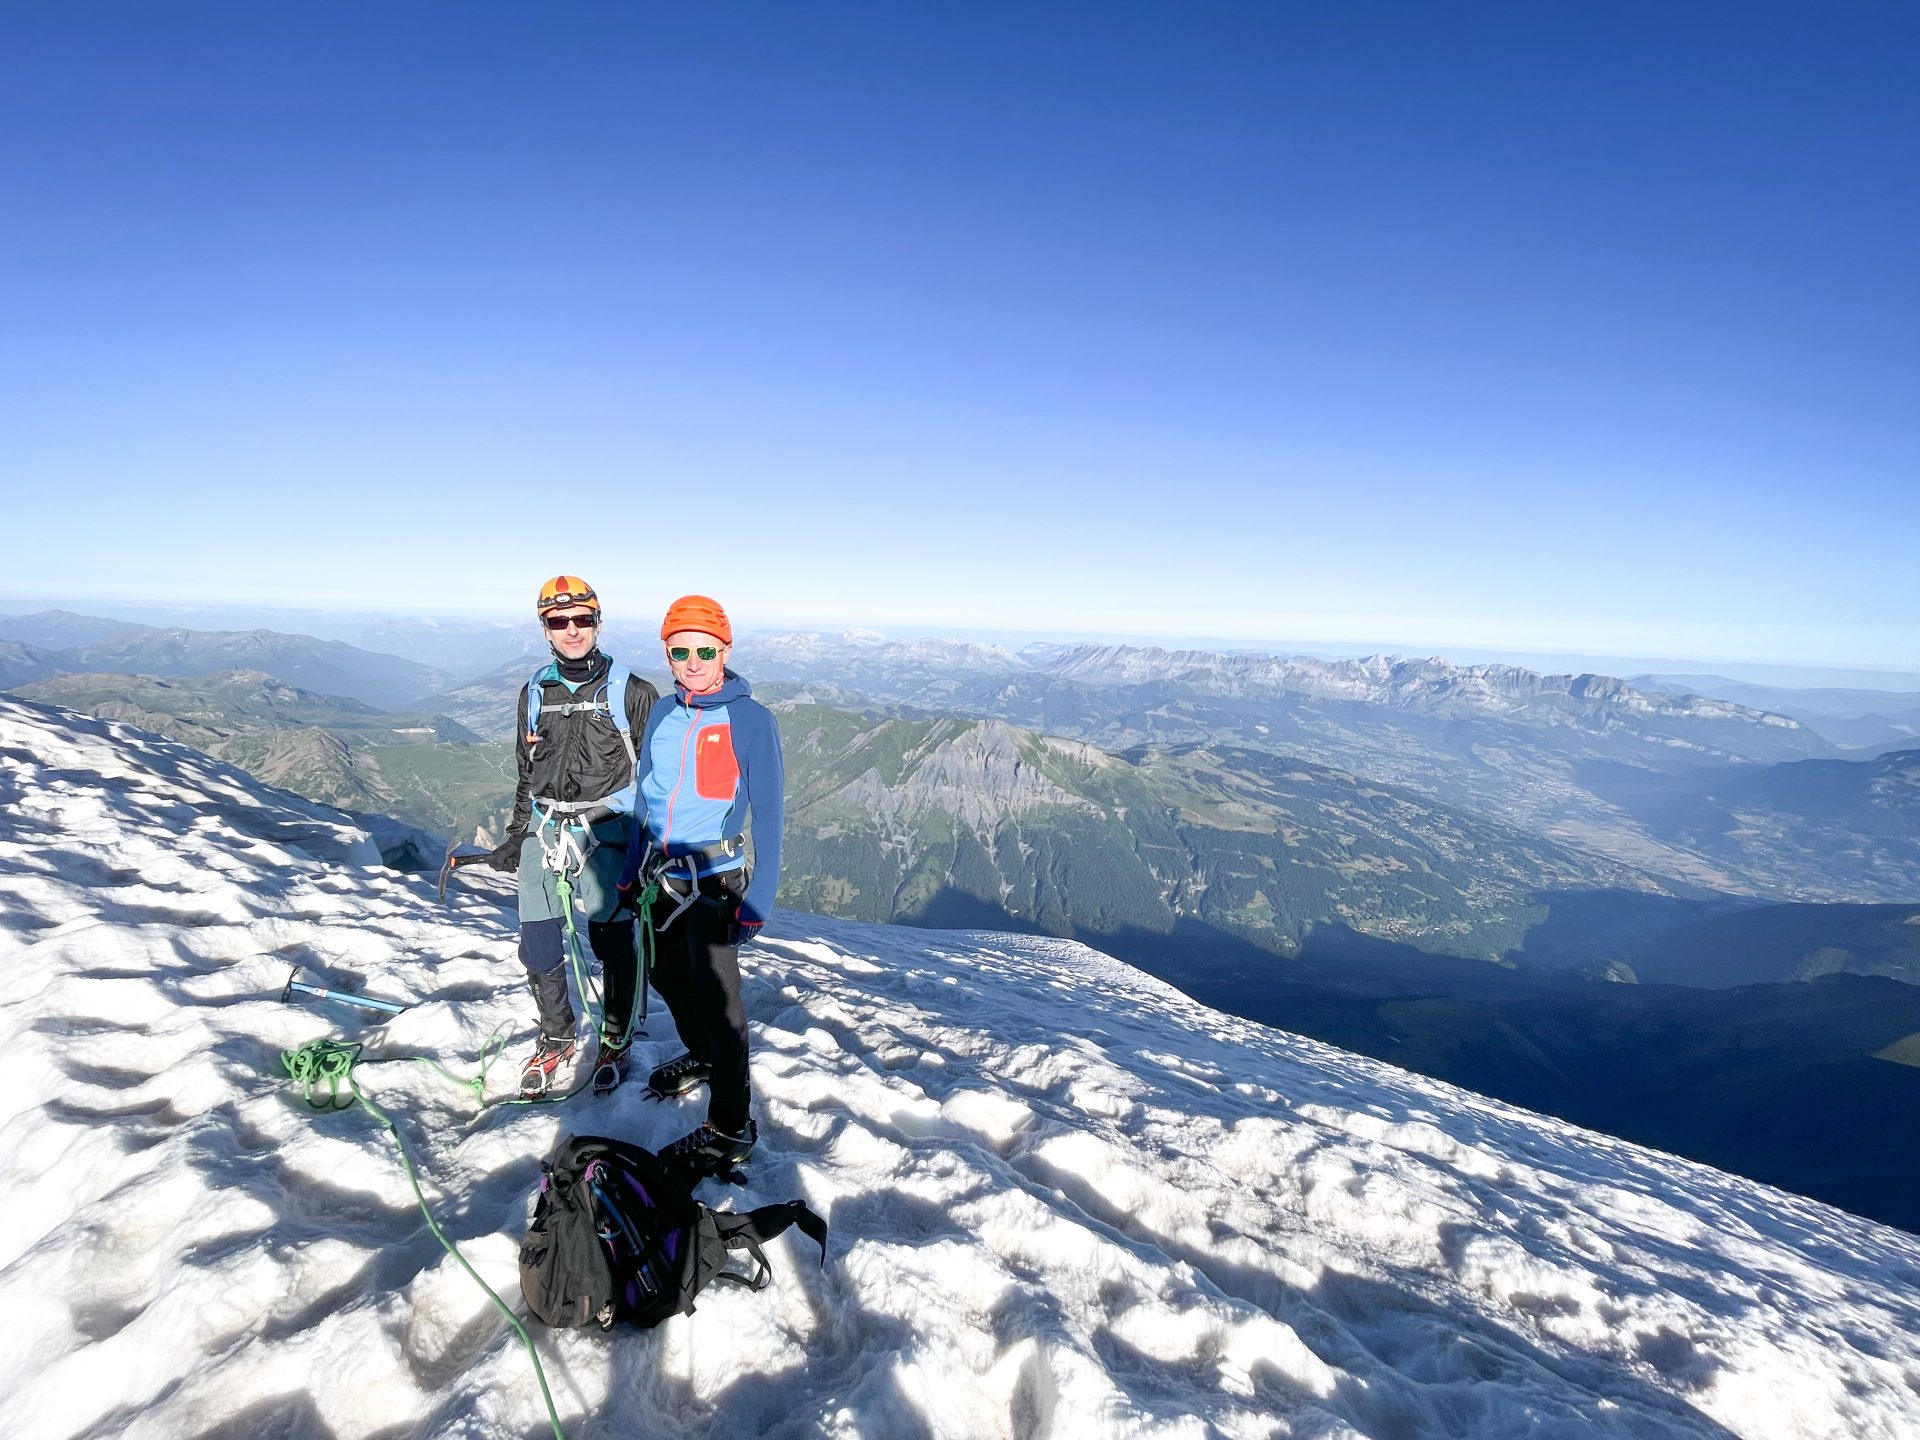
[486, 838, 522, 874]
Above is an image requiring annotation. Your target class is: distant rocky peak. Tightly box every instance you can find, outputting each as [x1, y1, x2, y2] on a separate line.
[834, 716, 1096, 830]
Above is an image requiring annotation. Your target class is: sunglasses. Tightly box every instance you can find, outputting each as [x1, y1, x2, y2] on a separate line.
[667, 645, 722, 662]
[543, 613, 598, 632]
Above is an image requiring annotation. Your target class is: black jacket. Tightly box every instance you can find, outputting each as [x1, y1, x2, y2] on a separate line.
[508, 652, 660, 840]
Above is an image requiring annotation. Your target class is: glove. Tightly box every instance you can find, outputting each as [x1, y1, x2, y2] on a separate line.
[733, 896, 763, 945]
[486, 838, 522, 874]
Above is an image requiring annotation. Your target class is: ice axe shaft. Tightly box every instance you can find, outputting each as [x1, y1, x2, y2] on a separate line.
[281, 968, 409, 1016]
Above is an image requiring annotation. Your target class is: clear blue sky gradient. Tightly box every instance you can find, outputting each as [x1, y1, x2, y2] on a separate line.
[3, 3, 1916, 666]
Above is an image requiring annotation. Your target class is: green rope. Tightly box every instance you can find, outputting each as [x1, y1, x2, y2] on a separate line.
[270, 834, 667, 1431]
[281, 1039, 569, 1440]
[558, 868, 658, 1047]
[557, 869, 600, 1027]
[631, 878, 657, 1036]
[283, 1034, 359, 1109]
[417, 1028, 511, 1106]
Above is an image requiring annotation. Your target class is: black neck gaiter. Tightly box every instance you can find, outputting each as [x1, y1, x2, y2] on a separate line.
[555, 648, 606, 685]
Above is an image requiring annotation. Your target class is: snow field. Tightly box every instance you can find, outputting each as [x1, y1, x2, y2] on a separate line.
[5, 695, 1920, 1438]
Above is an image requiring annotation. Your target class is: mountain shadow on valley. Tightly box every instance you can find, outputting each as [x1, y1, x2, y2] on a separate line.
[1128, 921, 1920, 1235]
[1507, 887, 1920, 987]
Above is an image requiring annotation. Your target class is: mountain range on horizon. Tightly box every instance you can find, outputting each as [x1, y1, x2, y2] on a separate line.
[8, 606, 1918, 914]
[12, 603, 1920, 698]
[0, 610, 453, 710]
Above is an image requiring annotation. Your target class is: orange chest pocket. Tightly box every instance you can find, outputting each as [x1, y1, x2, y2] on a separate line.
[694, 724, 740, 801]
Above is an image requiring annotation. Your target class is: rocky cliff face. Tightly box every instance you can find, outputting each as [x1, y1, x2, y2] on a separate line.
[824, 719, 1104, 834]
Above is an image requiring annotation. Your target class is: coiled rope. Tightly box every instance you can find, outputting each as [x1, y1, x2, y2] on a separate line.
[275, 842, 664, 1435]
[281, 1038, 568, 1440]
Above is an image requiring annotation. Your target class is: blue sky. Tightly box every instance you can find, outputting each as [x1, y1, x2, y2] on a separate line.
[3, 3, 1915, 667]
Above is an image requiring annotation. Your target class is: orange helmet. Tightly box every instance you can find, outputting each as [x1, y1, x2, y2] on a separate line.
[536, 575, 600, 614]
[660, 594, 731, 645]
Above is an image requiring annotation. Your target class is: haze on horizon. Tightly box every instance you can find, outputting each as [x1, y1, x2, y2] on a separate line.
[3, 4, 1915, 669]
[10, 591, 1920, 697]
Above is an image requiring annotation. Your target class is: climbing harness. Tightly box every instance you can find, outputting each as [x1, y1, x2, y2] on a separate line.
[633, 836, 744, 931]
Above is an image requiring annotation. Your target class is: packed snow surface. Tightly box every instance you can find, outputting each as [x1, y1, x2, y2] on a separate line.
[3, 694, 1920, 1440]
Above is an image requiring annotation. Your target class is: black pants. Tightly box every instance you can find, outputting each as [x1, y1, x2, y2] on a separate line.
[519, 917, 639, 1040]
[647, 869, 750, 1134]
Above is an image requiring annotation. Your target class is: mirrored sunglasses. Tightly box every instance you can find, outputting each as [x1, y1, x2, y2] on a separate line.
[668, 645, 722, 662]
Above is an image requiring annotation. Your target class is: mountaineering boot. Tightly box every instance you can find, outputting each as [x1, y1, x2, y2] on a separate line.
[592, 1028, 632, 1096]
[660, 1118, 757, 1181]
[519, 1034, 578, 1097]
[646, 1050, 712, 1100]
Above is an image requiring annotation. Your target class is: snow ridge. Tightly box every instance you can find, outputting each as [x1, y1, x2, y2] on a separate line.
[2, 695, 1919, 1439]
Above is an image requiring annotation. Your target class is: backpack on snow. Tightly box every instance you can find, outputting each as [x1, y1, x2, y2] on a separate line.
[518, 1133, 828, 1330]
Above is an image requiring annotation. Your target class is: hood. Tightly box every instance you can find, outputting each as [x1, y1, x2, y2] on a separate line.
[676, 669, 752, 709]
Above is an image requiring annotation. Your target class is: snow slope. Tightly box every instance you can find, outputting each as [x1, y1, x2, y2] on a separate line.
[3, 693, 1919, 1440]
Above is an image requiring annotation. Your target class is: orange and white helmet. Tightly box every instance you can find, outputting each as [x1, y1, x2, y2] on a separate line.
[536, 575, 600, 615]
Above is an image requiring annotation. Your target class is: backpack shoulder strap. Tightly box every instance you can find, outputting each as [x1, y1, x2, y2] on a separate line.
[525, 662, 560, 744]
[606, 662, 637, 768]
[708, 1201, 829, 1291]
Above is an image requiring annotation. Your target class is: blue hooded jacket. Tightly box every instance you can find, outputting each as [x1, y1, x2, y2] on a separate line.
[618, 672, 785, 927]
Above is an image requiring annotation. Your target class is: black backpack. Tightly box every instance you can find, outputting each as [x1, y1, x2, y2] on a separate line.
[518, 1133, 828, 1330]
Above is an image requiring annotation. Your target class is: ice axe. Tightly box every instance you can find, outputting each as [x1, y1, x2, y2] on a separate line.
[280, 965, 409, 1017]
[437, 840, 495, 902]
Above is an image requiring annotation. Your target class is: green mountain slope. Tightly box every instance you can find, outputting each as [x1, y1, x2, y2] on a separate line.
[777, 703, 1669, 964]
[744, 636, 1920, 900]
[15, 670, 513, 841]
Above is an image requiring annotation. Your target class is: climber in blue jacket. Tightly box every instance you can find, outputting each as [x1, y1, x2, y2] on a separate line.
[617, 594, 784, 1177]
